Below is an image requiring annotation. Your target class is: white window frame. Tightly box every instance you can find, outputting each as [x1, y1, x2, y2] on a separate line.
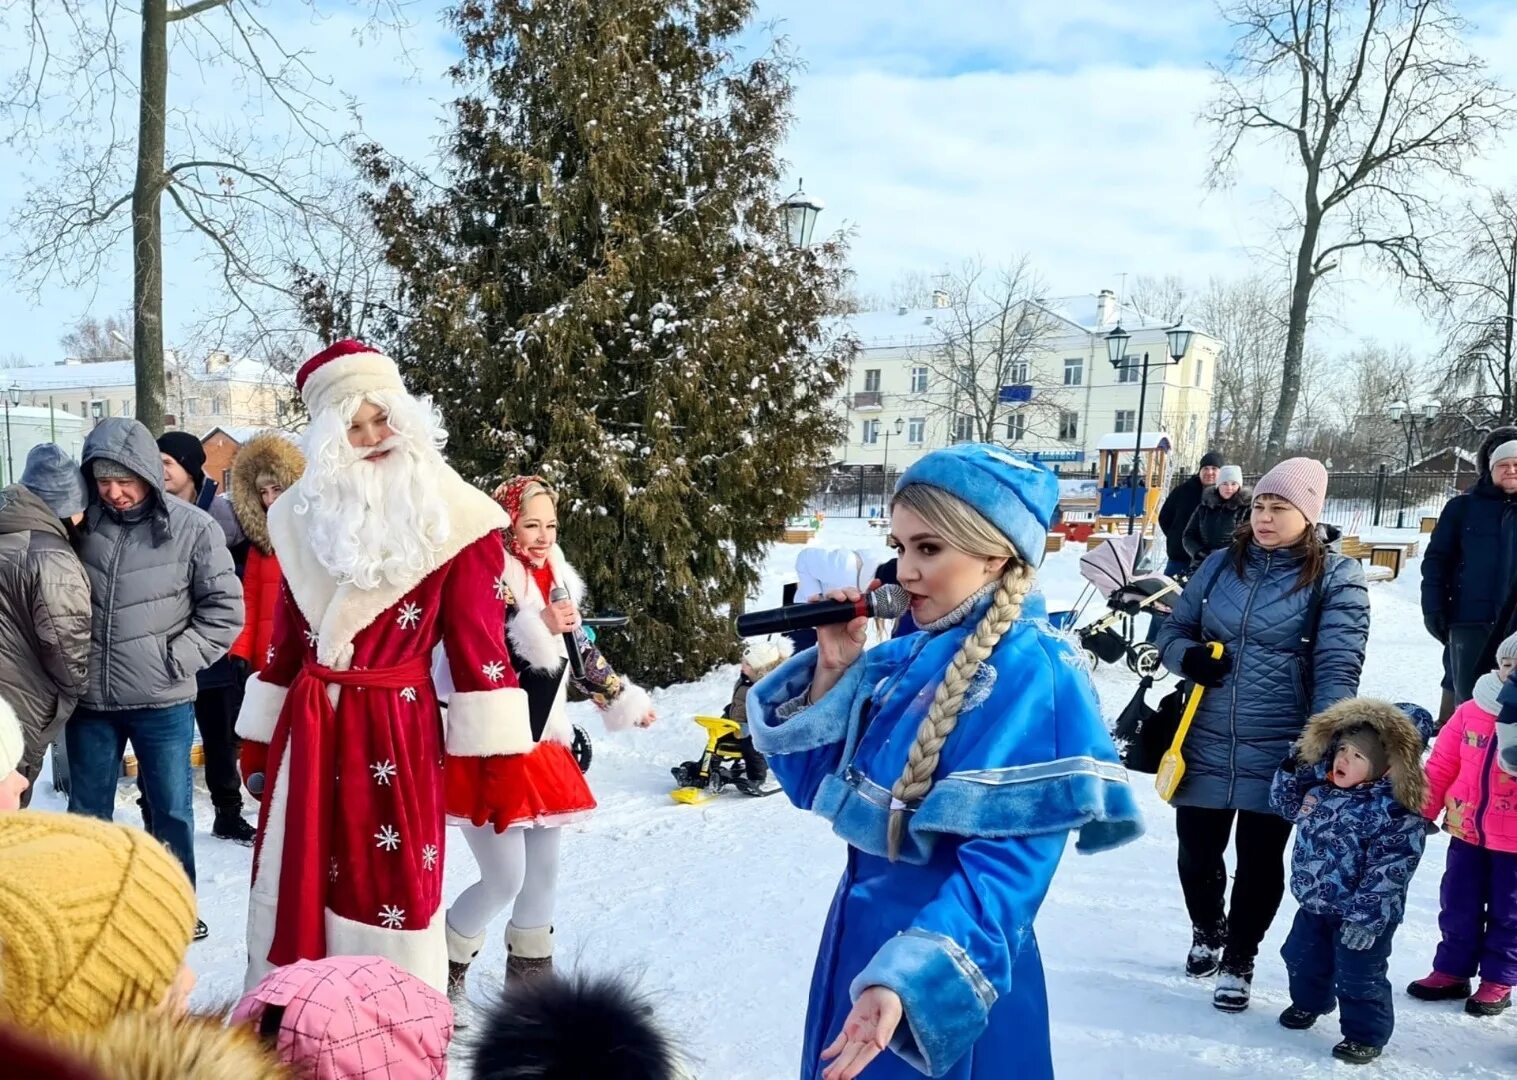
[1058, 410, 1079, 441]
[952, 415, 974, 443]
[1063, 357, 1083, 386]
[907, 417, 926, 445]
[1114, 409, 1136, 434]
[862, 419, 880, 445]
[863, 368, 882, 393]
[1006, 412, 1026, 442]
[910, 366, 928, 394]
[1117, 362, 1140, 384]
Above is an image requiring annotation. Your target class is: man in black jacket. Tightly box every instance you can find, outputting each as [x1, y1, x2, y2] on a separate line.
[1147, 451, 1223, 640]
[1425, 427, 1517, 711]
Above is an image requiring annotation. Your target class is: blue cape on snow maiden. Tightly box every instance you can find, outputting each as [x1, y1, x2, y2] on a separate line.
[750, 590, 1144, 863]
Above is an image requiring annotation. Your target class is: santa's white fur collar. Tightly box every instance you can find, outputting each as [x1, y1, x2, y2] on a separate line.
[267, 465, 508, 669]
[501, 544, 585, 672]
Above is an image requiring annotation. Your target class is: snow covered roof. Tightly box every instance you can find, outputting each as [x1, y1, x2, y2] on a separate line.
[1096, 432, 1172, 451]
[841, 294, 1205, 351]
[200, 425, 263, 445]
[4, 353, 288, 391]
[1407, 446, 1477, 469]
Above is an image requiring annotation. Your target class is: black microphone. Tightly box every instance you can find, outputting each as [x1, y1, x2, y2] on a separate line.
[549, 586, 585, 678]
[737, 585, 910, 637]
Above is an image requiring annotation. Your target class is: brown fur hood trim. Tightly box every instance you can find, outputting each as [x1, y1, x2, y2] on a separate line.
[59, 1009, 289, 1079]
[1296, 698, 1429, 811]
[230, 432, 305, 555]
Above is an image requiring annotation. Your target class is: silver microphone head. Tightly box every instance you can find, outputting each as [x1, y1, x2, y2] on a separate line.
[869, 584, 911, 620]
[548, 586, 570, 603]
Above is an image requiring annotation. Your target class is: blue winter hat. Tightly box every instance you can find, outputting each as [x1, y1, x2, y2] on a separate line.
[894, 443, 1059, 566]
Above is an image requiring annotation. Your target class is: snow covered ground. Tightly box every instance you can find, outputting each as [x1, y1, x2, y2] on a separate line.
[31, 518, 1517, 1077]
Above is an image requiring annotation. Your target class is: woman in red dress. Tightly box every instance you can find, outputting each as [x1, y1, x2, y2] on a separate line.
[442, 476, 656, 1010]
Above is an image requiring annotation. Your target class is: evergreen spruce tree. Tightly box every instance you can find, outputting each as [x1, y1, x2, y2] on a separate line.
[350, 0, 852, 683]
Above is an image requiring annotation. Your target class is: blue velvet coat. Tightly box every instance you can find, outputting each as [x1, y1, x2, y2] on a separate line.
[748, 593, 1143, 1079]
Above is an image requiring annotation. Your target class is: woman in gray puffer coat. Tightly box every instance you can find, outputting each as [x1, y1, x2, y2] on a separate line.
[1156, 457, 1369, 1015]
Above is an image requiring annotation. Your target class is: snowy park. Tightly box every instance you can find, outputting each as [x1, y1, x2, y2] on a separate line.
[24, 515, 1512, 1079]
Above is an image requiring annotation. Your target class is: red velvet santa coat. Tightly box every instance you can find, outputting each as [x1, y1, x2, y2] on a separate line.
[235, 469, 529, 993]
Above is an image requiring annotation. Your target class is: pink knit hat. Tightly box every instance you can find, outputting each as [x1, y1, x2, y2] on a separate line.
[231, 956, 452, 1079]
[1254, 457, 1329, 524]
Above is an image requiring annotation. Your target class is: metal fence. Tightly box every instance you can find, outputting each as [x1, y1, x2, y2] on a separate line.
[1236, 468, 1466, 533]
[811, 464, 1469, 528]
[807, 466, 901, 518]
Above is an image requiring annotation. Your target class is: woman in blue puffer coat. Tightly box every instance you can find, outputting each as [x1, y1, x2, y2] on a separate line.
[1156, 457, 1369, 1015]
[750, 444, 1143, 1080]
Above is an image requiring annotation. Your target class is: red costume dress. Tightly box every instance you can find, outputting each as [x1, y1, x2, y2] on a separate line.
[235, 454, 531, 995]
[443, 486, 651, 832]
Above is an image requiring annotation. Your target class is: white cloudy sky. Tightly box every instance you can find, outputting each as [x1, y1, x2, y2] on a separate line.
[3, 0, 1517, 363]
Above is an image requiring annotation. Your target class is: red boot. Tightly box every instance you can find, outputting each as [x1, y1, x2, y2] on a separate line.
[1406, 971, 1471, 1001]
[1466, 981, 1513, 1016]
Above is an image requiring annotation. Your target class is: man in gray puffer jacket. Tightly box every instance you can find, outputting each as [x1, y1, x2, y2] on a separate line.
[0, 444, 92, 805]
[69, 418, 243, 936]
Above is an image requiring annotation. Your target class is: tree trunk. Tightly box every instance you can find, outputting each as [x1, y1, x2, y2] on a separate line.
[1266, 215, 1321, 465]
[133, 1, 169, 434]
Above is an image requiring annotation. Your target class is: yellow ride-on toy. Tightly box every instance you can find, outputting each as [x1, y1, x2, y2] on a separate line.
[670, 716, 778, 805]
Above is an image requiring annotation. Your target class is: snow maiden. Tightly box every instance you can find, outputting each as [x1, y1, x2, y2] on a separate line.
[749, 443, 1143, 1080]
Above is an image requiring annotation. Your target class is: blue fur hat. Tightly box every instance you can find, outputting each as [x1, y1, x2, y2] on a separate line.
[895, 443, 1059, 566]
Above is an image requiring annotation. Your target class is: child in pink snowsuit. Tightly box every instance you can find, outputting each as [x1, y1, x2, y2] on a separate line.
[1413, 657, 1517, 1017]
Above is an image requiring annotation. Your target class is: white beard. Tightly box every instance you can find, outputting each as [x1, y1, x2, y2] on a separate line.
[298, 435, 452, 590]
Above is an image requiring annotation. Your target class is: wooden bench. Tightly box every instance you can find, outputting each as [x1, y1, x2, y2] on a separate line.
[1371, 545, 1407, 580]
[1421, 516, 1439, 534]
[1044, 533, 1066, 554]
[781, 528, 816, 544]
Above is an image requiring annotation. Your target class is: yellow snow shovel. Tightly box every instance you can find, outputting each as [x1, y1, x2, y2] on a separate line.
[1155, 641, 1223, 803]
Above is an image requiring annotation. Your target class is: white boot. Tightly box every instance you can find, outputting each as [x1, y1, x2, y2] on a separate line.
[446, 918, 488, 1027]
[506, 922, 554, 983]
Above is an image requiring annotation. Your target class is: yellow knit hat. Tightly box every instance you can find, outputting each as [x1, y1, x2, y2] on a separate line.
[0, 812, 197, 1037]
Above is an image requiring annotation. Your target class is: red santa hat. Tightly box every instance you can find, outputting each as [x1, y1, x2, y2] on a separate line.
[296, 339, 407, 420]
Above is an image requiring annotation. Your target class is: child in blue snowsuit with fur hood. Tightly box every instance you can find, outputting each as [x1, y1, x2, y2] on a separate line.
[1269, 698, 1434, 1065]
[749, 444, 1143, 1080]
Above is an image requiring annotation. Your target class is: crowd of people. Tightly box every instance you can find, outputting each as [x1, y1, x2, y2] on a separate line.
[0, 335, 1514, 1077]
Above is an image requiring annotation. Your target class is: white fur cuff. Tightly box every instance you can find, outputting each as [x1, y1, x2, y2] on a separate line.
[446, 687, 534, 757]
[236, 674, 289, 743]
[509, 609, 565, 672]
[601, 681, 652, 732]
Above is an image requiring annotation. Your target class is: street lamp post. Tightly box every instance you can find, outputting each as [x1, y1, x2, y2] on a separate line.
[1388, 400, 1439, 529]
[1106, 319, 1195, 536]
[3, 382, 17, 486]
[780, 180, 824, 248]
[881, 416, 904, 506]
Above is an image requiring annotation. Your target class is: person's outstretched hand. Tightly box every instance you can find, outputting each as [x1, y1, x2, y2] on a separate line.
[820, 985, 903, 1080]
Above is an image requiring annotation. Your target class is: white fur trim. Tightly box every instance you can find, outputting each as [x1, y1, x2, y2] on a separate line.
[268, 466, 508, 670]
[245, 750, 293, 992]
[500, 544, 582, 672]
[508, 607, 566, 672]
[506, 921, 554, 960]
[445, 687, 533, 757]
[742, 637, 794, 672]
[326, 908, 447, 993]
[445, 917, 488, 964]
[600, 680, 652, 733]
[301, 351, 406, 420]
[235, 674, 288, 743]
[0, 695, 22, 775]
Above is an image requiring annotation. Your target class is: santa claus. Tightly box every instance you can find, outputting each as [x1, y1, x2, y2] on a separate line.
[234, 340, 528, 992]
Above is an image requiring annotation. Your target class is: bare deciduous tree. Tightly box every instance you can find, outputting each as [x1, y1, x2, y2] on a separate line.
[59, 313, 134, 361]
[1432, 188, 1517, 429]
[1205, 0, 1512, 466]
[0, 2, 413, 433]
[1127, 274, 1191, 324]
[909, 258, 1068, 447]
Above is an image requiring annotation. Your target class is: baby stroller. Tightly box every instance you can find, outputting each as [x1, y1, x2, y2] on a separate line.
[1053, 533, 1183, 679]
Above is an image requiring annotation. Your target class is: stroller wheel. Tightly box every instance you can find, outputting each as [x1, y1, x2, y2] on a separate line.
[571, 725, 593, 773]
[1083, 648, 1101, 671]
[1129, 643, 1163, 679]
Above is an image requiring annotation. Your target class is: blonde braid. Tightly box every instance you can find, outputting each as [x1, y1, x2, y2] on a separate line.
[886, 563, 1036, 860]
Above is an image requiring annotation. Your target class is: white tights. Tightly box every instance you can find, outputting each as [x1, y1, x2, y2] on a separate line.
[448, 823, 562, 939]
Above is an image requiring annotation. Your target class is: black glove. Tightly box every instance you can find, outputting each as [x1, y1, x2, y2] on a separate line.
[230, 654, 250, 686]
[1423, 610, 1449, 644]
[1180, 644, 1232, 688]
